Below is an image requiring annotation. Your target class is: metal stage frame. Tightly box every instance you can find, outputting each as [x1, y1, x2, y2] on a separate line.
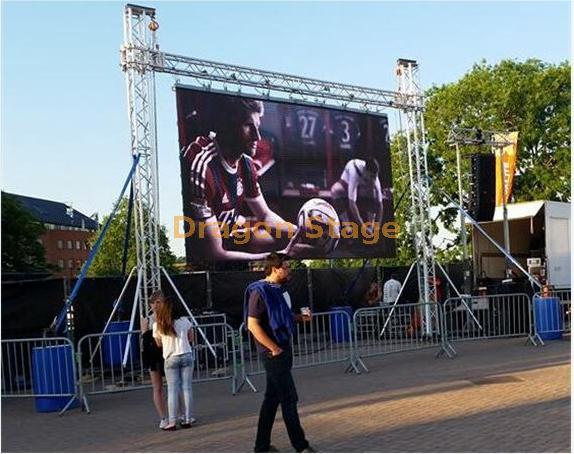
[447, 127, 516, 280]
[120, 4, 437, 324]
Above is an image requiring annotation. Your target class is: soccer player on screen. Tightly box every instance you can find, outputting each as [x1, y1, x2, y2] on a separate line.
[182, 98, 307, 261]
[330, 158, 384, 236]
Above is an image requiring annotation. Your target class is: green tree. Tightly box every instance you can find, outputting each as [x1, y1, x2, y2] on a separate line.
[88, 198, 177, 276]
[425, 59, 570, 209]
[423, 59, 570, 252]
[1, 192, 48, 272]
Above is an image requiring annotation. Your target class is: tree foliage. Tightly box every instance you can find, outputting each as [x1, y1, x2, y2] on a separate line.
[87, 198, 177, 277]
[425, 59, 570, 208]
[1, 192, 48, 272]
[422, 59, 570, 255]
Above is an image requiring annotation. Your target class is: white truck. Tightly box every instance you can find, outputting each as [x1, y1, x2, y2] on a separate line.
[471, 200, 571, 289]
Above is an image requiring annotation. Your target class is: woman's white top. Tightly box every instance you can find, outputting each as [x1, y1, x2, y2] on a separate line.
[152, 317, 193, 360]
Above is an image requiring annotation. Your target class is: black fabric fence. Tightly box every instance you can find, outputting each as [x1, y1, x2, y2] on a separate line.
[1, 278, 65, 339]
[2, 264, 468, 339]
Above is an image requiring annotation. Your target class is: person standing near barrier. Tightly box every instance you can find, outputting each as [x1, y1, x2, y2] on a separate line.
[141, 291, 168, 429]
[153, 294, 197, 431]
[244, 252, 317, 453]
[383, 273, 401, 306]
[364, 280, 382, 307]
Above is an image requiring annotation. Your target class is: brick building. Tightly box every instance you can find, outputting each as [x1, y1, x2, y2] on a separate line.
[8, 193, 99, 278]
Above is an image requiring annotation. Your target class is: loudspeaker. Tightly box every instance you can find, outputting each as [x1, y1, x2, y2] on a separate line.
[469, 153, 495, 222]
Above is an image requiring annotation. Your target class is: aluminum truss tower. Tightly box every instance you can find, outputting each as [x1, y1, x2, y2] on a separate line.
[119, 6, 435, 326]
[121, 4, 162, 310]
[396, 59, 438, 335]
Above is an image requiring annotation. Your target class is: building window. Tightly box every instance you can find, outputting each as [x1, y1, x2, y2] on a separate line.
[67, 240, 73, 249]
[58, 259, 64, 270]
[76, 260, 82, 270]
[75, 240, 81, 250]
[68, 259, 73, 269]
[57, 240, 63, 249]
[83, 241, 88, 250]
[38, 239, 43, 246]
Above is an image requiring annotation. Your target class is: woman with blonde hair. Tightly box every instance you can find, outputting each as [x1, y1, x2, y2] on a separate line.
[152, 292, 196, 431]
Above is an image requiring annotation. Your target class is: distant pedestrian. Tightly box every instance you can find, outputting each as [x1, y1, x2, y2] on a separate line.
[364, 280, 382, 307]
[244, 252, 317, 453]
[152, 293, 196, 431]
[383, 273, 402, 306]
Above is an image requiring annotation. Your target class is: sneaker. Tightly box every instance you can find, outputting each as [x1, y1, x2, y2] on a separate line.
[158, 418, 169, 430]
[180, 417, 197, 429]
[300, 447, 318, 453]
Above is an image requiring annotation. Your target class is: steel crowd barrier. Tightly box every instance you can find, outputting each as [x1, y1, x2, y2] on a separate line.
[191, 322, 239, 394]
[77, 322, 239, 412]
[532, 289, 571, 345]
[236, 310, 360, 393]
[76, 329, 147, 412]
[1, 337, 78, 415]
[353, 302, 444, 369]
[192, 313, 228, 326]
[6, 293, 556, 414]
[442, 293, 533, 343]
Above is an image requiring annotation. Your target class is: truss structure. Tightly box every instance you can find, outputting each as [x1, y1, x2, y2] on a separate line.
[120, 5, 437, 324]
[396, 59, 438, 335]
[447, 127, 516, 147]
[121, 4, 162, 311]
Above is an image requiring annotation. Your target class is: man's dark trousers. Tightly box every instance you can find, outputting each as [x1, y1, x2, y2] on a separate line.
[254, 349, 309, 453]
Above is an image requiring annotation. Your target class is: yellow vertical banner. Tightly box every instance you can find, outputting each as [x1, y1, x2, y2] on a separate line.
[494, 132, 518, 206]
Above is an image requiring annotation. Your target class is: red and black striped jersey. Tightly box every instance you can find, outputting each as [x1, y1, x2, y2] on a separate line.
[182, 136, 261, 225]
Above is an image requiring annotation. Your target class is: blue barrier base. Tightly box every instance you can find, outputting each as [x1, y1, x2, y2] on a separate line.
[330, 306, 353, 343]
[534, 296, 563, 341]
[32, 345, 79, 413]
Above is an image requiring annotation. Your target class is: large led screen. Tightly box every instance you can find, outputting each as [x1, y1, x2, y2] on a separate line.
[176, 86, 397, 264]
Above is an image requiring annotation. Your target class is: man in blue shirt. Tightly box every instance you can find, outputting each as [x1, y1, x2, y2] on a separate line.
[245, 253, 316, 453]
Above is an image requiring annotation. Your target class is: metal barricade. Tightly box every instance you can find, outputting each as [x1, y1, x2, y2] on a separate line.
[443, 293, 532, 342]
[238, 322, 264, 380]
[237, 310, 360, 393]
[1, 337, 78, 415]
[353, 303, 443, 367]
[532, 289, 571, 344]
[76, 329, 147, 412]
[292, 310, 357, 371]
[192, 323, 238, 394]
[191, 313, 228, 326]
[554, 289, 572, 334]
[77, 322, 238, 412]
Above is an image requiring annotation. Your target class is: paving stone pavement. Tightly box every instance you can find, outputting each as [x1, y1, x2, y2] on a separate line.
[1, 338, 570, 453]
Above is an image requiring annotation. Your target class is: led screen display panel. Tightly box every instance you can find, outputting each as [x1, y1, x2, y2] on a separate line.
[176, 86, 396, 264]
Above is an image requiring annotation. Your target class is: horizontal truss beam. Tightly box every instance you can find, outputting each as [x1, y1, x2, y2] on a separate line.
[447, 127, 515, 147]
[122, 46, 423, 112]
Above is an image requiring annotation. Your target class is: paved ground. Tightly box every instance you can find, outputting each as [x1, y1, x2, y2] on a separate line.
[1, 338, 570, 453]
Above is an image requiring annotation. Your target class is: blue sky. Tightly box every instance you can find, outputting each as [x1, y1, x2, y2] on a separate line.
[2, 1, 570, 257]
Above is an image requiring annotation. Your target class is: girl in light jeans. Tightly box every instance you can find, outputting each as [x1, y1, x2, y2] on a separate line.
[153, 294, 196, 431]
